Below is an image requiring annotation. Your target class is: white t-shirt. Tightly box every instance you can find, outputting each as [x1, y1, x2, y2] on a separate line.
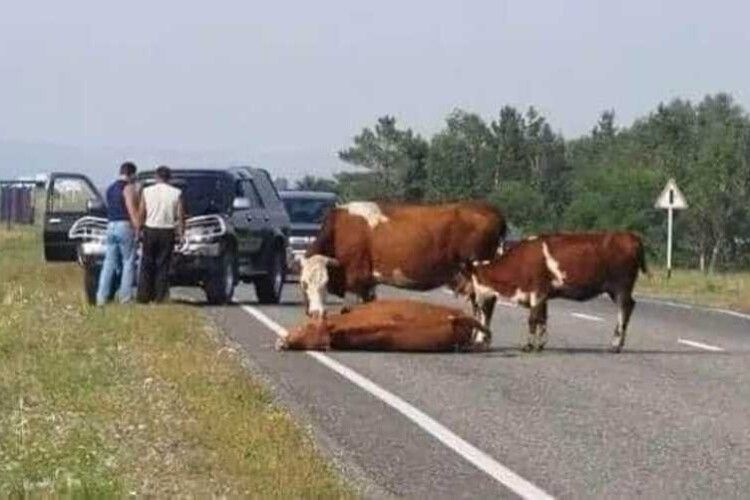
[142, 183, 181, 229]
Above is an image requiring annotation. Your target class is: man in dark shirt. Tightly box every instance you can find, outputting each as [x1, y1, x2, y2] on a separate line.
[96, 162, 140, 305]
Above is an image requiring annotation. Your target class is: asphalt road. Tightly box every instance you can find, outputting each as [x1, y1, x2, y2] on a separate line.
[181, 283, 750, 499]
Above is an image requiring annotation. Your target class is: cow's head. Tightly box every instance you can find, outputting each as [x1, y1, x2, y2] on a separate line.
[299, 254, 340, 317]
[275, 317, 331, 351]
[449, 261, 477, 300]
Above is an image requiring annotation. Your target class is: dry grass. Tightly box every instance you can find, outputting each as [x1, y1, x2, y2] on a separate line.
[0, 227, 353, 497]
[636, 267, 750, 312]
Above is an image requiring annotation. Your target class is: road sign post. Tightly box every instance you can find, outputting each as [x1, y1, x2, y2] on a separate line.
[655, 178, 688, 279]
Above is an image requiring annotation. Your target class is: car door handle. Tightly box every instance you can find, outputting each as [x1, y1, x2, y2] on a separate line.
[263, 216, 270, 222]
[245, 214, 253, 221]
[48, 218, 62, 224]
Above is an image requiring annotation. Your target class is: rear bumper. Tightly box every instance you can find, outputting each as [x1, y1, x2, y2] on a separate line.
[79, 242, 223, 286]
[176, 241, 222, 258]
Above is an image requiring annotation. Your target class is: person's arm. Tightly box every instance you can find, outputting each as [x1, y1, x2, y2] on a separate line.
[137, 192, 147, 230]
[123, 184, 140, 231]
[176, 195, 186, 238]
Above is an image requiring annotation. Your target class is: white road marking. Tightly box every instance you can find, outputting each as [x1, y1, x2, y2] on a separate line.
[240, 304, 554, 500]
[638, 297, 693, 310]
[570, 312, 605, 322]
[637, 296, 750, 320]
[712, 308, 750, 321]
[677, 338, 725, 352]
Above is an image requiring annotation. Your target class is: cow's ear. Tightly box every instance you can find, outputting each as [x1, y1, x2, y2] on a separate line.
[324, 257, 340, 267]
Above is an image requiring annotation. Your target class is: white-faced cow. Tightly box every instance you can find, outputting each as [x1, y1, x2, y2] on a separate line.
[460, 232, 649, 352]
[276, 299, 492, 352]
[299, 201, 506, 323]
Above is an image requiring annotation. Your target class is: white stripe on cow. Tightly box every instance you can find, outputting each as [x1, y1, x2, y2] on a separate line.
[541, 242, 566, 287]
[342, 201, 389, 228]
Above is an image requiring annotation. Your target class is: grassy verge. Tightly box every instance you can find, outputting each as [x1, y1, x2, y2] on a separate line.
[636, 267, 750, 313]
[0, 228, 352, 497]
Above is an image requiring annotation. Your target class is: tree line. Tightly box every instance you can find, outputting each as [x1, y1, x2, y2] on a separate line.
[294, 93, 750, 272]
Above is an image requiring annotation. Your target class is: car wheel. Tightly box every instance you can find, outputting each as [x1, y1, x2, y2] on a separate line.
[255, 248, 285, 304]
[204, 251, 236, 305]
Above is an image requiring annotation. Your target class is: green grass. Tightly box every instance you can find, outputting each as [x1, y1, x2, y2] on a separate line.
[0, 228, 353, 497]
[636, 267, 750, 313]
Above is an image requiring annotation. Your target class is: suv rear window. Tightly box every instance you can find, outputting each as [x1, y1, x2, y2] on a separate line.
[139, 174, 231, 216]
[282, 197, 336, 224]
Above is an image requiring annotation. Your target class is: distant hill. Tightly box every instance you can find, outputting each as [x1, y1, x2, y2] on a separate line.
[0, 141, 353, 186]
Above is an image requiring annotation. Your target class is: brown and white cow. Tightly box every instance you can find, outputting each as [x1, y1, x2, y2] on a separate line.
[461, 231, 649, 352]
[299, 201, 506, 322]
[275, 299, 492, 352]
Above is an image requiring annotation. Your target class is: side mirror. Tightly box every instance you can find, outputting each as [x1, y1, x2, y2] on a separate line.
[86, 199, 105, 214]
[233, 197, 251, 210]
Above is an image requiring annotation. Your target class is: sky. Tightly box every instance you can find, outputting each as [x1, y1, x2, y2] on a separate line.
[1, 0, 749, 182]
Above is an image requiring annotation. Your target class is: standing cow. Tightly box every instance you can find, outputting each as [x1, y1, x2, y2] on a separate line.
[461, 232, 649, 352]
[299, 201, 506, 323]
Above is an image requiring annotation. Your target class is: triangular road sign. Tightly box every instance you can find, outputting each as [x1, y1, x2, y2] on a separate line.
[655, 178, 688, 209]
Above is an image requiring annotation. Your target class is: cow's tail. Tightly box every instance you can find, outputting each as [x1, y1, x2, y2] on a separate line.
[637, 238, 651, 278]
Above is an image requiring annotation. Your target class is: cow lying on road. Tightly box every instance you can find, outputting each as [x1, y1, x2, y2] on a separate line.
[460, 231, 649, 352]
[275, 299, 492, 352]
[299, 201, 506, 323]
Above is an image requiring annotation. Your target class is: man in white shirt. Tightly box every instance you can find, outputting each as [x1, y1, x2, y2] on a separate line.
[136, 165, 185, 303]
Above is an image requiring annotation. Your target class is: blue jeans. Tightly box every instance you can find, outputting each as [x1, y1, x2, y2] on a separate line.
[96, 221, 136, 305]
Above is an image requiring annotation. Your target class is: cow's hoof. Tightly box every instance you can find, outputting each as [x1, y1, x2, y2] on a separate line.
[521, 343, 534, 353]
[535, 343, 546, 352]
[473, 341, 491, 352]
[274, 338, 288, 351]
[339, 305, 352, 314]
[610, 344, 623, 353]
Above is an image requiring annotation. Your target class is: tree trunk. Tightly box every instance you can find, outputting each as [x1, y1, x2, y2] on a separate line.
[708, 238, 722, 274]
[699, 251, 706, 273]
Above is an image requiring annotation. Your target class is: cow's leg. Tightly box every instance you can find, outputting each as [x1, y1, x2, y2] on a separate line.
[340, 292, 358, 313]
[360, 285, 377, 303]
[522, 306, 538, 352]
[340, 285, 376, 314]
[471, 294, 496, 348]
[534, 301, 549, 351]
[611, 293, 635, 353]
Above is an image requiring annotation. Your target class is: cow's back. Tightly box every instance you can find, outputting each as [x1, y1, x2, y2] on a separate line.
[368, 202, 505, 288]
[543, 232, 643, 293]
[306, 201, 505, 293]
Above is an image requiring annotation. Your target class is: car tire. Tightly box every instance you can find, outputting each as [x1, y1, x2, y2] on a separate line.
[255, 248, 285, 304]
[204, 251, 237, 305]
